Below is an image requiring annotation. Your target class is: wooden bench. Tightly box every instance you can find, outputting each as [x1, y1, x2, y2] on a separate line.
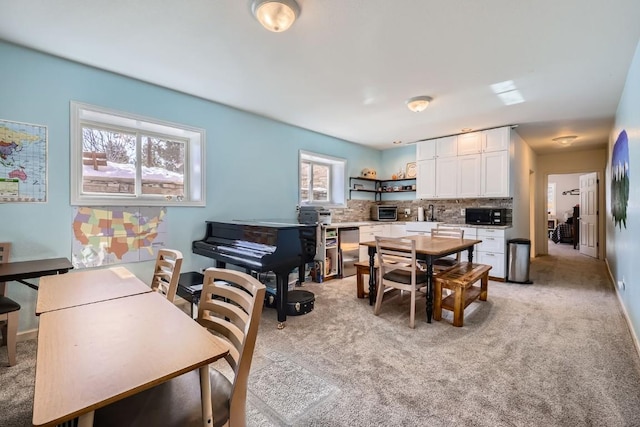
[355, 261, 378, 299]
[433, 262, 491, 327]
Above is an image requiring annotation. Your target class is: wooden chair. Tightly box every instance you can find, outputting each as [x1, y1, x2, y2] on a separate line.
[0, 242, 20, 366]
[150, 249, 183, 302]
[95, 268, 266, 427]
[431, 226, 465, 272]
[373, 237, 428, 328]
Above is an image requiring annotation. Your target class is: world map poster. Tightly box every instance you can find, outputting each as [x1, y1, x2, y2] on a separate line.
[71, 206, 168, 268]
[0, 118, 47, 202]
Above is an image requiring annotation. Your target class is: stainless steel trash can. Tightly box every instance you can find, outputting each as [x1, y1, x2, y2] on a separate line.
[507, 238, 533, 284]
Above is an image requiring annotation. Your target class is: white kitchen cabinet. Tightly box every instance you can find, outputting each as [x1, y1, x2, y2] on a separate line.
[414, 126, 511, 200]
[416, 159, 435, 199]
[389, 223, 406, 237]
[436, 136, 458, 158]
[483, 127, 510, 152]
[416, 140, 436, 161]
[457, 154, 481, 197]
[481, 150, 509, 197]
[405, 221, 441, 236]
[435, 157, 457, 198]
[359, 224, 392, 261]
[457, 132, 483, 155]
[476, 227, 506, 279]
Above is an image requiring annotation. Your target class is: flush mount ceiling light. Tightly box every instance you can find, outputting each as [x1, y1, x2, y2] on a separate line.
[251, 0, 300, 32]
[406, 96, 433, 112]
[553, 135, 578, 146]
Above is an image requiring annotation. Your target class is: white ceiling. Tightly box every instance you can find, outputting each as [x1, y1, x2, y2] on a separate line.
[1, 0, 639, 154]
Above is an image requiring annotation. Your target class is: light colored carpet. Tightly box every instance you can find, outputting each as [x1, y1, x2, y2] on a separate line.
[2, 243, 640, 426]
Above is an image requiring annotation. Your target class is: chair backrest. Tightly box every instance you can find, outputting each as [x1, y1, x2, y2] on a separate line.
[197, 268, 266, 424]
[431, 226, 464, 261]
[150, 249, 183, 302]
[375, 237, 419, 282]
[0, 242, 10, 296]
[431, 226, 464, 239]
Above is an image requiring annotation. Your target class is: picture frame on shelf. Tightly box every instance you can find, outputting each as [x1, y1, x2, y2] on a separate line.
[406, 162, 417, 178]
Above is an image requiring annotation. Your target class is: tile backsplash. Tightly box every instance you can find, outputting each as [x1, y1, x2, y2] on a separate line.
[330, 198, 513, 224]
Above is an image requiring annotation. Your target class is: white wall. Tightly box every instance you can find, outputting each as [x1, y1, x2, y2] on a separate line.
[510, 130, 537, 252]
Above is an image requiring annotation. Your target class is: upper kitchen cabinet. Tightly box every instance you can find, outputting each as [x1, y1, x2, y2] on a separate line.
[435, 136, 458, 158]
[483, 127, 510, 152]
[457, 132, 483, 155]
[415, 126, 512, 199]
[416, 139, 436, 160]
[481, 150, 509, 196]
[416, 159, 436, 199]
[416, 135, 457, 161]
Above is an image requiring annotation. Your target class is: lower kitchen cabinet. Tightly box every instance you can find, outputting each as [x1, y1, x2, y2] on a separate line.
[476, 227, 506, 279]
[359, 224, 386, 262]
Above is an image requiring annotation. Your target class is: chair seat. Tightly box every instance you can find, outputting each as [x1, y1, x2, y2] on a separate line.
[94, 368, 232, 427]
[383, 269, 428, 285]
[0, 296, 20, 314]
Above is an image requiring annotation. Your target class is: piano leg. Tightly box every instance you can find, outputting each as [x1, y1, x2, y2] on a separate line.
[274, 270, 289, 329]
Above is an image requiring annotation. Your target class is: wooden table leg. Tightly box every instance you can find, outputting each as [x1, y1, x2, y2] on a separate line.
[200, 365, 213, 427]
[425, 261, 433, 323]
[368, 248, 376, 306]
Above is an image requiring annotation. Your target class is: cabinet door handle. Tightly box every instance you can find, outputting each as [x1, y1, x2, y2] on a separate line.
[485, 253, 495, 257]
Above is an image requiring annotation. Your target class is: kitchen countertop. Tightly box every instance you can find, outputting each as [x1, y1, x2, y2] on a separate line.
[326, 221, 511, 230]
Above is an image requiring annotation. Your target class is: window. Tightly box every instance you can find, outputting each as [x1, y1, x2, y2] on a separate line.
[299, 150, 346, 207]
[70, 102, 205, 206]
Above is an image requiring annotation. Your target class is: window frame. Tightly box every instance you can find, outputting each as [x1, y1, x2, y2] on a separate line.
[70, 102, 205, 206]
[298, 150, 346, 208]
[547, 182, 556, 217]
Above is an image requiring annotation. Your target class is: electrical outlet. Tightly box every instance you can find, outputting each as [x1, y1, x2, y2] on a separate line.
[404, 208, 411, 215]
[460, 208, 465, 215]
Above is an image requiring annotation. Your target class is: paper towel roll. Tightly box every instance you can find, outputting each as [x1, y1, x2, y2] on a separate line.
[417, 207, 425, 222]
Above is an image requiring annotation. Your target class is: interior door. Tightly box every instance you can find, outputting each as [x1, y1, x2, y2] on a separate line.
[579, 172, 598, 258]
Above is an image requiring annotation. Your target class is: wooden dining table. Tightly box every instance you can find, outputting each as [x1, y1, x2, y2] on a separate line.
[32, 285, 229, 427]
[36, 266, 152, 315]
[360, 234, 482, 323]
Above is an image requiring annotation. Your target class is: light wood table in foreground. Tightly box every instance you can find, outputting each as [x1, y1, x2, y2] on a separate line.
[32, 292, 229, 427]
[36, 266, 152, 315]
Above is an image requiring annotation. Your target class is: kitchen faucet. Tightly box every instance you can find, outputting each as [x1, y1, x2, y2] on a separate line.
[428, 204, 435, 221]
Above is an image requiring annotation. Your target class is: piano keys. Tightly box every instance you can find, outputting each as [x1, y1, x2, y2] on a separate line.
[192, 220, 317, 328]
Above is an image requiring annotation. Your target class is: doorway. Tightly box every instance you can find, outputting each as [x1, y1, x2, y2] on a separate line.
[547, 172, 599, 258]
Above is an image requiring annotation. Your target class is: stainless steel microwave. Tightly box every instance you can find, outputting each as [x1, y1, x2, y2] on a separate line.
[371, 205, 398, 221]
[465, 208, 508, 225]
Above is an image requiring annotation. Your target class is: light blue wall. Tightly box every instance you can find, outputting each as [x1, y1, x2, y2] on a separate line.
[0, 41, 382, 331]
[606, 38, 640, 342]
[379, 144, 416, 202]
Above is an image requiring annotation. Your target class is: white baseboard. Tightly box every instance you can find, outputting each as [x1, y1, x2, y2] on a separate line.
[17, 328, 38, 342]
[605, 259, 640, 358]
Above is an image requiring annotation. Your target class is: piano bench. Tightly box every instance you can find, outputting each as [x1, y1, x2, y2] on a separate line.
[177, 272, 204, 318]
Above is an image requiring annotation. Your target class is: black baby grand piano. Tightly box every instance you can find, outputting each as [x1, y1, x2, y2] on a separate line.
[192, 220, 316, 328]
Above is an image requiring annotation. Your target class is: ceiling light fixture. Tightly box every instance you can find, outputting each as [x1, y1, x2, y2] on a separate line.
[406, 96, 433, 113]
[392, 140, 403, 145]
[251, 0, 300, 32]
[552, 135, 577, 146]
